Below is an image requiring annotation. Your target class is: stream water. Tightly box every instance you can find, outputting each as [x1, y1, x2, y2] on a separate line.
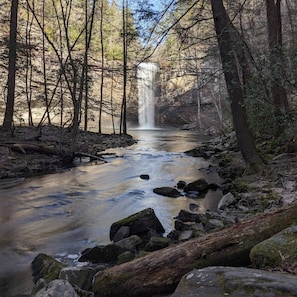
[0, 128, 222, 296]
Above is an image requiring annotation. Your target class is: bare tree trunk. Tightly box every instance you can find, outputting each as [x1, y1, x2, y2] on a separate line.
[98, 0, 104, 134]
[110, 58, 116, 134]
[210, 0, 263, 173]
[83, 0, 89, 131]
[3, 0, 19, 133]
[42, 0, 51, 125]
[120, 0, 127, 135]
[266, 0, 289, 130]
[25, 0, 34, 126]
[93, 202, 297, 297]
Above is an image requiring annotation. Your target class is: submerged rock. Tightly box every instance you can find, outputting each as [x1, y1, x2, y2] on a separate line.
[171, 266, 297, 297]
[140, 174, 150, 180]
[153, 187, 182, 198]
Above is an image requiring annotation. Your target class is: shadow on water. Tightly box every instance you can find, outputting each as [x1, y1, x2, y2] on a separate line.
[0, 128, 222, 296]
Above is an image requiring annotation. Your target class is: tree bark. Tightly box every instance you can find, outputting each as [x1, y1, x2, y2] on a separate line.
[3, 0, 19, 133]
[265, 0, 289, 122]
[93, 203, 297, 297]
[210, 0, 263, 172]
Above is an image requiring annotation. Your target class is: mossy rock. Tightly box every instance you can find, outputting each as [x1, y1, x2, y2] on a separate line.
[250, 225, 297, 269]
[109, 208, 165, 241]
[31, 253, 66, 284]
[117, 251, 135, 264]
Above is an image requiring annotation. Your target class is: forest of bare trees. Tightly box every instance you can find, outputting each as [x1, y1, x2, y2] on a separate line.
[1, 0, 297, 171]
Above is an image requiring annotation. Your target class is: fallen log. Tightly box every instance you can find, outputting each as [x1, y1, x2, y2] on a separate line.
[93, 202, 297, 297]
[0, 142, 63, 156]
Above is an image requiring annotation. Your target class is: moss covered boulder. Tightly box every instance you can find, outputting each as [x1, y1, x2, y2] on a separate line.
[31, 253, 66, 284]
[250, 225, 297, 269]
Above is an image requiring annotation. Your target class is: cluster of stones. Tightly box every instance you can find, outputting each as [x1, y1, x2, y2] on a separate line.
[29, 206, 297, 297]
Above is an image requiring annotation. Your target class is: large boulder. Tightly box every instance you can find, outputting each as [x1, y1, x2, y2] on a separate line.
[35, 279, 78, 297]
[110, 208, 165, 241]
[171, 266, 297, 297]
[250, 225, 297, 269]
[31, 253, 66, 284]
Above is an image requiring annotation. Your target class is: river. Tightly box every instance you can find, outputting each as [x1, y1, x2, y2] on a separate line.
[0, 128, 222, 296]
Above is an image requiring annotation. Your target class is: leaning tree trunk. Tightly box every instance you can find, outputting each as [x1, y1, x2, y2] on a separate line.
[93, 202, 297, 297]
[210, 0, 263, 173]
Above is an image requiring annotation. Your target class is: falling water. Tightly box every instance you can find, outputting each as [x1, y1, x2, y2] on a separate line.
[137, 62, 159, 129]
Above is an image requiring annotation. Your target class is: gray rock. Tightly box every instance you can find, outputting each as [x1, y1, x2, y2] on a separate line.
[31, 253, 66, 284]
[184, 178, 209, 194]
[31, 278, 47, 296]
[250, 225, 297, 269]
[145, 236, 171, 251]
[117, 251, 135, 264]
[153, 187, 182, 198]
[171, 266, 297, 297]
[114, 235, 143, 251]
[204, 218, 225, 232]
[217, 192, 236, 210]
[112, 225, 131, 242]
[35, 279, 78, 297]
[178, 230, 194, 241]
[78, 244, 126, 264]
[59, 266, 96, 291]
[174, 210, 201, 223]
[110, 208, 165, 241]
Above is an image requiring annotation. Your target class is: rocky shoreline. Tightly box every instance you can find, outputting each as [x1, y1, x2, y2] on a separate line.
[4, 127, 297, 296]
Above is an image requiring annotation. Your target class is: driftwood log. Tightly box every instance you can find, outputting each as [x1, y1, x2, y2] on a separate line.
[93, 202, 297, 297]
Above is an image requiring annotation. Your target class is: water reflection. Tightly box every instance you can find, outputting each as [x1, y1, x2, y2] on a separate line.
[0, 128, 221, 296]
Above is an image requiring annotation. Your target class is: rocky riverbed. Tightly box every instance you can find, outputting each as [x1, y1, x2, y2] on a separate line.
[4, 126, 297, 297]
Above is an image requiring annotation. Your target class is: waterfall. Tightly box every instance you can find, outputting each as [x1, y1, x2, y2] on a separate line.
[137, 62, 159, 129]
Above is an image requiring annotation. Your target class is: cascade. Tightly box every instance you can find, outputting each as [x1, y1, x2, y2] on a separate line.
[137, 62, 159, 129]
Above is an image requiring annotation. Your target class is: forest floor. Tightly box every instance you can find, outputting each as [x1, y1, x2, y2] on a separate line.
[0, 125, 135, 182]
[186, 132, 297, 211]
